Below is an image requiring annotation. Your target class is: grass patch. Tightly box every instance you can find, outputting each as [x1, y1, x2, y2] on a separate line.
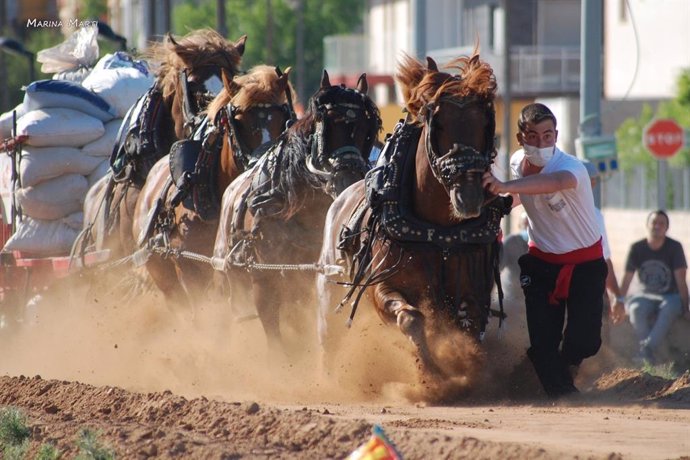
[75, 428, 115, 460]
[0, 406, 31, 447]
[642, 361, 679, 380]
[36, 443, 62, 460]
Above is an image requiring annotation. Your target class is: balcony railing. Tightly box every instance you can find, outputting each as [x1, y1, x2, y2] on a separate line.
[324, 35, 582, 96]
[430, 45, 581, 95]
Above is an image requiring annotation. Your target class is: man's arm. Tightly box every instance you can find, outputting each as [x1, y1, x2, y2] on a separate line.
[482, 170, 576, 196]
[606, 259, 626, 324]
[673, 267, 689, 320]
[620, 270, 634, 297]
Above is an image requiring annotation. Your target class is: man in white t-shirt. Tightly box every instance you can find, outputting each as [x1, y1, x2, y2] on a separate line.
[482, 103, 607, 399]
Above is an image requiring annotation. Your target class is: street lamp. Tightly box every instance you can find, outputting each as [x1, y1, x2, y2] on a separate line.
[0, 37, 35, 83]
[96, 21, 128, 51]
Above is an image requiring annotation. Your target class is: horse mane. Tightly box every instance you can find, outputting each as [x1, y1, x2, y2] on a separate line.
[145, 28, 244, 103]
[207, 65, 296, 122]
[396, 51, 497, 123]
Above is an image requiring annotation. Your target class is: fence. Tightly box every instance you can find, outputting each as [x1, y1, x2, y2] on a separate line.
[601, 165, 690, 210]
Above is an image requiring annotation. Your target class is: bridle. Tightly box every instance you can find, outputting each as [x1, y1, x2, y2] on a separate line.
[224, 102, 293, 169]
[305, 87, 380, 187]
[220, 74, 297, 169]
[422, 95, 497, 191]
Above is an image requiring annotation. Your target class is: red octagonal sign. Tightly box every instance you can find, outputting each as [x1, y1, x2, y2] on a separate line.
[643, 118, 685, 159]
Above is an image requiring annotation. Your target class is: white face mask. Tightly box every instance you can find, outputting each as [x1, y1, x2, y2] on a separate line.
[523, 144, 554, 167]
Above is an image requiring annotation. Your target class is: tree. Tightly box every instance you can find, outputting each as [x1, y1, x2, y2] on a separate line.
[1, 28, 61, 113]
[0, 27, 122, 113]
[172, 0, 365, 105]
[616, 68, 690, 171]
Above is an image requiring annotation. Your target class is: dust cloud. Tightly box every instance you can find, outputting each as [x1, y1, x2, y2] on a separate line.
[0, 269, 484, 405]
[2, 269, 640, 406]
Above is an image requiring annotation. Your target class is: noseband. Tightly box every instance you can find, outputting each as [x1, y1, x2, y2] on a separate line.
[423, 96, 496, 190]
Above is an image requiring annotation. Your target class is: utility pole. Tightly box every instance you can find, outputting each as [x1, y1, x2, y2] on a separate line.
[266, 0, 274, 63]
[217, 0, 227, 37]
[295, 0, 305, 105]
[501, 0, 512, 233]
[412, 0, 426, 59]
[162, 0, 171, 34]
[580, 0, 603, 207]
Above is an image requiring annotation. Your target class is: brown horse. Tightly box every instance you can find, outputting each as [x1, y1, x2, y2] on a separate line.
[131, 65, 295, 308]
[79, 29, 247, 262]
[212, 71, 381, 352]
[316, 53, 511, 383]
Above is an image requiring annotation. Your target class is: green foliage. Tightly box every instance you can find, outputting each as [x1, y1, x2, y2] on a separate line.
[75, 428, 115, 460]
[677, 70, 690, 106]
[0, 27, 60, 112]
[1, 25, 123, 113]
[3, 440, 29, 460]
[36, 443, 62, 460]
[615, 104, 656, 173]
[615, 68, 690, 171]
[0, 406, 31, 447]
[80, 0, 108, 21]
[642, 361, 679, 380]
[171, 0, 365, 104]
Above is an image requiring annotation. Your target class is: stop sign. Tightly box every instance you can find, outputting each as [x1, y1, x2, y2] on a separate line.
[643, 119, 685, 159]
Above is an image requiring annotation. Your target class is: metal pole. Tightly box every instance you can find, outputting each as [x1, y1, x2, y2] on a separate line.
[162, 0, 171, 34]
[412, 0, 426, 59]
[501, 0, 512, 234]
[580, 0, 603, 208]
[657, 159, 667, 209]
[295, 0, 305, 106]
[217, 0, 227, 37]
[266, 0, 274, 63]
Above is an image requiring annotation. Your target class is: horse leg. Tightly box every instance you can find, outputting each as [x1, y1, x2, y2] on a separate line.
[374, 284, 445, 377]
[145, 256, 191, 312]
[252, 273, 285, 359]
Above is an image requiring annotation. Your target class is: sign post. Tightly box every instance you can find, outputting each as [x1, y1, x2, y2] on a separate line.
[643, 119, 685, 209]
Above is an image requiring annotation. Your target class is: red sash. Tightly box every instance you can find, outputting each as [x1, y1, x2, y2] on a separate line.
[528, 238, 603, 305]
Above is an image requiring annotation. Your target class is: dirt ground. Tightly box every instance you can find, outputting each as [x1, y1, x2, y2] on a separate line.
[1, 270, 690, 460]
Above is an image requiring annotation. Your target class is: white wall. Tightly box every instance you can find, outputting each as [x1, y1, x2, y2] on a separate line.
[605, 0, 690, 99]
[368, 0, 413, 77]
[536, 97, 580, 155]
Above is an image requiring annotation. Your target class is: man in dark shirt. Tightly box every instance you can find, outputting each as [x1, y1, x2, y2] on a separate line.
[619, 210, 689, 364]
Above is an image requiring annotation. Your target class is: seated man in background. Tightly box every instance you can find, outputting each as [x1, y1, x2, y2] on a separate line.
[619, 210, 689, 364]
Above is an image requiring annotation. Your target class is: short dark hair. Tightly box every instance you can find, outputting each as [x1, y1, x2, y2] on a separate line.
[518, 103, 557, 132]
[647, 209, 670, 228]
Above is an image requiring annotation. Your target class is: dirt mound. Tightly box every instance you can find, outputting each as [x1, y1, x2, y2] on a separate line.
[1, 368, 689, 459]
[0, 375, 574, 459]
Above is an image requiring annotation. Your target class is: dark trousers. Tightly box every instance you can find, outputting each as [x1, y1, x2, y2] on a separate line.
[518, 253, 607, 398]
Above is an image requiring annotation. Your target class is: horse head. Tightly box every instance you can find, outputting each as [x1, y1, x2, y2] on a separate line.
[148, 29, 247, 139]
[304, 70, 382, 197]
[397, 53, 497, 221]
[208, 65, 295, 177]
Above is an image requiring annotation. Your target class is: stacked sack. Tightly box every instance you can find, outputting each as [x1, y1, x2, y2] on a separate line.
[0, 25, 153, 256]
